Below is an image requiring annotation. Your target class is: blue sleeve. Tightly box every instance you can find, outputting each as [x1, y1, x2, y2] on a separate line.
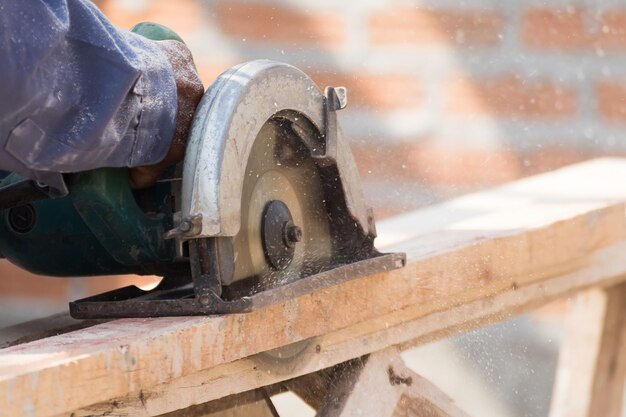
[0, 0, 178, 196]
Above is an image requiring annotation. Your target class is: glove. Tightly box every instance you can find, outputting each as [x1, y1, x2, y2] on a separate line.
[129, 39, 204, 189]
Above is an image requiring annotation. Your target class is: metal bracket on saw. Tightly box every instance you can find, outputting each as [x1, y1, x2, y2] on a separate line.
[69, 252, 406, 318]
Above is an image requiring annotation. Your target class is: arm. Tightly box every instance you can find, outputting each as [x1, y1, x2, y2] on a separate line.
[0, 0, 196, 196]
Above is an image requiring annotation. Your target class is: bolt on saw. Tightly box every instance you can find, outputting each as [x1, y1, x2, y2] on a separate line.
[0, 24, 405, 318]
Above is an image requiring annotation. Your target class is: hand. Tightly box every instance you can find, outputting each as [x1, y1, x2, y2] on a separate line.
[129, 40, 205, 189]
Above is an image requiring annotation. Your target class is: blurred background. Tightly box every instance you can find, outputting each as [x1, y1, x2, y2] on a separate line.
[3, 0, 626, 415]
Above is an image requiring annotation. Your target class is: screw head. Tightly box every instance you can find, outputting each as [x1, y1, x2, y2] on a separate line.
[287, 225, 302, 242]
[198, 294, 210, 306]
[179, 220, 192, 233]
[284, 224, 302, 246]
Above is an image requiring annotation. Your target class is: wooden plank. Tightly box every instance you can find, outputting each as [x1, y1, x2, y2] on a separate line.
[63, 240, 626, 417]
[3, 158, 626, 417]
[0, 312, 107, 349]
[549, 283, 626, 417]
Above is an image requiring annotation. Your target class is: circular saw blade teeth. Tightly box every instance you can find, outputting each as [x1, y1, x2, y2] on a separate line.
[231, 118, 332, 291]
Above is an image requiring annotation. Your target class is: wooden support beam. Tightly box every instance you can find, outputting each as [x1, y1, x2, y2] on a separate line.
[549, 283, 626, 417]
[3, 158, 626, 417]
[391, 372, 472, 417]
[153, 351, 467, 417]
[282, 364, 344, 410]
[156, 389, 281, 417]
[313, 349, 471, 417]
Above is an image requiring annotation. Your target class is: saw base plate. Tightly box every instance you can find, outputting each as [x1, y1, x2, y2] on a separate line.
[69, 252, 406, 319]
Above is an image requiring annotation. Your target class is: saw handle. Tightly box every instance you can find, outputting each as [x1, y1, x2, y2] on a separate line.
[69, 168, 173, 265]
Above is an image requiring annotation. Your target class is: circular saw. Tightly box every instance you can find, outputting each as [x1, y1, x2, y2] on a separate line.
[0, 28, 404, 318]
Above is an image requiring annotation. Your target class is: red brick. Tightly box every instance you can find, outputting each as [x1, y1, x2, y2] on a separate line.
[351, 142, 419, 182]
[522, 8, 588, 49]
[96, 0, 204, 36]
[311, 71, 420, 110]
[411, 145, 522, 187]
[351, 141, 522, 188]
[522, 8, 626, 50]
[446, 75, 577, 118]
[369, 8, 503, 46]
[352, 141, 606, 191]
[597, 12, 626, 50]
[214, 2, 345, 48]
[597, 81, 626, 122]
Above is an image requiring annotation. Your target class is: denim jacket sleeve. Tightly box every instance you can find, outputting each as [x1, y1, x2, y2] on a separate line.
[0, 0, 177, 195]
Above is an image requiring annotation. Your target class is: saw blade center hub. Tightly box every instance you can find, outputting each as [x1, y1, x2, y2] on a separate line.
[284, 223, 302, 247]
[261, 200, 302, 270]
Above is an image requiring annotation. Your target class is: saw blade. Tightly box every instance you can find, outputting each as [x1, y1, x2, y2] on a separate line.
[231, 117, 332, 291]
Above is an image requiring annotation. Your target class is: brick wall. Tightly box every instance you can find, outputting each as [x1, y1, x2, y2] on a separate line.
[95, 0, 626, 212]
[3, 0, 626, 319]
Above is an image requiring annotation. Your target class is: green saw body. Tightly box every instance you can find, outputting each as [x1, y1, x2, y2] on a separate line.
[0, 169, 180, 277]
